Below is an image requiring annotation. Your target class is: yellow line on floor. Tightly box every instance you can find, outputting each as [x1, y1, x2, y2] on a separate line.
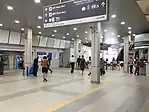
[44, 80, 112, 112]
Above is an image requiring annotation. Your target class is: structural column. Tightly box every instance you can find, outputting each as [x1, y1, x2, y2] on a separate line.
[91, 23, 101, 84]
[74, 39, 81, 61]
[24, 28, 33, 69]
[124, 36, 129, 73]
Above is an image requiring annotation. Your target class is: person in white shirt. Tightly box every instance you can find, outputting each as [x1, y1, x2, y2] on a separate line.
[70, 55, 75, 73]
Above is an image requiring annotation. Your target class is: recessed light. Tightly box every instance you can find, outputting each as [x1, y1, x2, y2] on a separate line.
[85, 31, 88, 34]
[77, 35, 79, 38]
[85, 38, 87, 39]
[72, 38, 74, 40]
[133, 34, 136, 36]
[38, 32, 41, 34]
[117, 35, 120, 37]
[86, 41, 89, 43]
[104, 30, 107, 32]
[66, 33, 69, 36]
[7, 5, 13, 10]
[37, 26, 41, 28]
[0, 24, 3, 26]
[122, 37, 124, 39]
[15, 20, 20, 24]
[112, 33, 115, 35]
[128, 31, 132, 34]
[21, 28, 24, 31]
[34, 0, 40, 3]
[74, 28, 77, 30]
[38, 16, 42, 19]
[54, 30, 57, 33]
[52, 34, 55, 37]
[111, 14, 116, 18]
[128, 27, 131, 30]
[63, 37, 65, 39]
[121, 21, 125, 25]
[101, 36, 104, 38]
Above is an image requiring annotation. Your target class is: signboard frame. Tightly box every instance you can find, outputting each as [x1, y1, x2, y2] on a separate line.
[43, 0, 109, 28]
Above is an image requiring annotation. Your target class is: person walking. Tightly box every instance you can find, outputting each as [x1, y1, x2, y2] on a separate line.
[80, 55, 86, 75]
[33, 56, 39, 77]
[129, 58, 133, 74]
[100, 58, 105, 76]
[47, 55, 53, 74]
[77, 56, 81, 69]
[70, 55, 75, 73]
[41, 56, 48, 82]
[88, 57, 91, 76]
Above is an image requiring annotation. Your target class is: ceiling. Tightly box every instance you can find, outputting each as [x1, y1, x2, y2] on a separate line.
[0, 0, 148, 44]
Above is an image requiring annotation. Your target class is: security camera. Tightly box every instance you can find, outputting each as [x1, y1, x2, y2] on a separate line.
[90, 26, 93, 29]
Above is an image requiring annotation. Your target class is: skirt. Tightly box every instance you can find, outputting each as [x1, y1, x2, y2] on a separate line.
[42, 67, 48, 74]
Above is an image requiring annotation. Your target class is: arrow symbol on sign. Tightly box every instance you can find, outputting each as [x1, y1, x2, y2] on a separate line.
[101, 2, 105, 7]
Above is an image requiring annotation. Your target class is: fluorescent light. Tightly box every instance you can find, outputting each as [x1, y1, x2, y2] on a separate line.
[117, 35, 120, 37]
[15, 20, 20, 24]
[52, 35, 55, 37]
[77, 35, 79, 38]
[63, 37, 65, 39]
[128, 27, 131, 30]
[85, 31, 88, 34]
[7, 5, 13, 10]
[121, 21, 125, 25]
[38, 32, 41, 34]
[74, 28, 77, 30]
[66, 33, 69, 36]
[54, 30, 57, 32]
[0, 24, 3, 26]
[21, 28, 24, 31]
[128, 31, 132, 34]
[37, 26, 41, 28]
[111, 14, 116, 18]
[34, 0, 40, 3]
[104, 30, 107, 32]
[38, 16, 42, 19]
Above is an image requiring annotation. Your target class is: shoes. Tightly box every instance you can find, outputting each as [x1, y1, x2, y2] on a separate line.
[43, 78, 48, 82]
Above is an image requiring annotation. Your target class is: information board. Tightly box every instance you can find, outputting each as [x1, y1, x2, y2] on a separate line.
[43, 0, 108, 28]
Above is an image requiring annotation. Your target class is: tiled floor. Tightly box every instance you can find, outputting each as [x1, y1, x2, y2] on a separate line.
[0, 68, 149, 112]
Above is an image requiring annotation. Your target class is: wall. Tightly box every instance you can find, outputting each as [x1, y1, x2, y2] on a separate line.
[63, 48, 71, 67]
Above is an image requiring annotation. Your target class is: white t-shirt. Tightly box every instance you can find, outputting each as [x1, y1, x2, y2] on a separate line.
[70, 57, 75, 63]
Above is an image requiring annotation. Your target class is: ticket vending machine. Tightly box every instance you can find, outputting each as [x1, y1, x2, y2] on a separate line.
[16, 55, 21, 69]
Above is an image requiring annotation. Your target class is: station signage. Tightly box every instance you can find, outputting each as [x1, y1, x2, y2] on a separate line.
[43, 0, 108, 28]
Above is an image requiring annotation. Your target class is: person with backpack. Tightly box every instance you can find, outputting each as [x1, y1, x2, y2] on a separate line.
[41, 56, 49, 82]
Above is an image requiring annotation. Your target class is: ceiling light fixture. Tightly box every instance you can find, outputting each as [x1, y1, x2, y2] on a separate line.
[72, 38, 74, 40]
[128, 27, 131, 30]
[37, 26, 41, 28]
[7, 5, 13, 10]
[77, 35, 79, 38]
[63, 37, 65, 39]
[111, 14, 116, 18]
[21, 28, 24, 31]
[38, 32, 41, 34]
[104, 30, 107, 32]
[85, 31, 88, 34]
[38, 16, 42, 19]
[117, 35, 120, 37]
[85, 38, 87, 39]
[52, 34, 55, 37]
[0, 24, 3, 26]
[34, 0, 41, 3]
[86, 41, 89, 43]
[133, 34, 136, 37]
[54, 30, 57, 33]
[122, 37, 124, 39]
[66, 33, 69, 36]
[15, 20, 20, 24]
[112, 33, 115, 35]
[121, 21, 125, 25]
[74, 28, 77, 30]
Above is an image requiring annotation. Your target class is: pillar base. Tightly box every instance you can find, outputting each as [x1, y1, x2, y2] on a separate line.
[91, 66, 100, 84]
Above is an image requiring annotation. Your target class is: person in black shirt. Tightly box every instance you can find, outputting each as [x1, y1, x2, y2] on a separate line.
[77, 56, 81, 69]
[80, 55, 86, 75]
[33, 56, 39, 77]
[47, 55, 53, 74]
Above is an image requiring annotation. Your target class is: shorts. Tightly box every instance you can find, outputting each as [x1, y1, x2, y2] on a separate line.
[42, 67, 48, 74]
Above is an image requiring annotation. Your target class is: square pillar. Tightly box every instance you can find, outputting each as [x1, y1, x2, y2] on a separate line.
[91, 23, 101, 84]
[124, 36, 129, 73]
[24, 28, 33, 68]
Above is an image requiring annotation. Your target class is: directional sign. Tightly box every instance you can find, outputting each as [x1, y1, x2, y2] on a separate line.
[43, 0, 108, 28]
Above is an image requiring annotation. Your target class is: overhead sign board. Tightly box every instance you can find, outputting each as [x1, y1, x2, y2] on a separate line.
[43, 0, 108, 28]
